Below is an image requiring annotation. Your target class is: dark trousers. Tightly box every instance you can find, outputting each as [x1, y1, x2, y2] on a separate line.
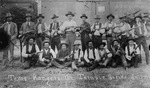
[121, 35, 129, 50]
[93, 35, 102, 49]
[135, 36, 149, 65]
[51, 35, 60, 51]
[106, 37, 113, 51]
[81, 33, 90, 52]
[81, 58, 95, 67]
[111, 55, 127, 68]
[23, 55, 39, 69]
[127, 54, 140, 67]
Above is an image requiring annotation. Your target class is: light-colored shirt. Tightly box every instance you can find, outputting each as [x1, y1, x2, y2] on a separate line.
[22, 44, 40, 58]
[39, 48, 56, 61]
[125, 44, 140, 56]
[71, 49, 83, 61]
[38, 24, 42, 33]
[60, 20, 77, 32]
[91, 23, 101, 36]
[84, 49, 100, 63]
[103, 21, 116, 34]
[7, 22, 11, 35]
[119, 22, 131, 35]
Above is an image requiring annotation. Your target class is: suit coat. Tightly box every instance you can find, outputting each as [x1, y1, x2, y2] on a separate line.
[2, 22, 18, 43]
[20, 21, 35, 34]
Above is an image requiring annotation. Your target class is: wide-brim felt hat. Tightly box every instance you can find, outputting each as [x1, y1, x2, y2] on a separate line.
[94, 15, 101, 19]
[99, 42, 106, 47]
[111, 39, 120, 45]
[73, 40, 81, 46]
[25, 13, 32, 18]
[6, 13, 14, 18]
[43, 39, 50, 45]
[80, 14, 88, 19]
[65, 11, 75, 16]
[26, 35, 35, 42]
[107, 14, 115, 19]
[51, 14, 59, 19]
[86, 40, 94, 46]
[37, 14, 45, 18]
[134, 15, 142, 20]
[127, 38, 135, 42]
[59, 41, 69, 47]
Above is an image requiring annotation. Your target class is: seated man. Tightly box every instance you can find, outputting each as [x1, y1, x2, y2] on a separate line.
[22, 36, 40, 69]
[83, 40, 99, 68]
[111, 40, 127, 69]
[52, 41, 72, 68]
[39, 39, 56, 68]
[125, 38, 140, 68]
[87, 42, 112, 71]
[71, 40, 84, 71]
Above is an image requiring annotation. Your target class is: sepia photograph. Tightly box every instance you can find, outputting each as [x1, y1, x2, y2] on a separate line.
[0, 0, 150, 88]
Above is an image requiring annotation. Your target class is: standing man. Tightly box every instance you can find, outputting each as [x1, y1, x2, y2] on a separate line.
[117, 16, 131, 50]
[35, 14, 46, 50]
[22, 36, 40, 69]
[19, 13, 35, 45]
[79, 14, 91, 52]
[103, 14, 116, 51]
[0, 13, 18, 68]
[91, 15, 103, 49]
[50, 14, 61, 52]
[132, 15, 150, 65]
[60, 11, 77, 53]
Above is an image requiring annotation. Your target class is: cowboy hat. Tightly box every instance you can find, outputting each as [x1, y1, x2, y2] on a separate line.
[6, 13, 13, 18]
[127, 38, 135, 42]
[111, 39, 120, 45]
[25, 13, 32, 18]
[37, 14, 45, 18]
[99, 42, 106, 47]
[106, 14, 115, 19]
[94, 15, 101, 19]
[80, 14, 88, 19]
[43, 39, 50, 45]
[51, 14, 59, 19]
[65, 11, 75, 17]
[73, 40, 81, 46]
[59, 40, 69, 47]
[26, 35, 35, 42]
[86, 40, 94, 46]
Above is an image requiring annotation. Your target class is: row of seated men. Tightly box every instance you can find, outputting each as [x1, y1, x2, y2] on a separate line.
[22, 35, 141, 71]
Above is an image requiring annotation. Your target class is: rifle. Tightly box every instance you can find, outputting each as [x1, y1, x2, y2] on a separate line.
[116, 25, 141, 37]
[19, 30, 34, 39]
[10, 39, 19, 49]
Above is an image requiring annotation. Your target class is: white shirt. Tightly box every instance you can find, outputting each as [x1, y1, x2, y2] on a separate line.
[84, 49, 100, 63]
[103, 21, 116, 34]
[39, 48, 56, 61]
[71, 49, 83, 61]
[125, 44, 140, 56]
[119, 22, 131, 35]
[60, 20, 77, 32]
[98, 48, 112, 60]
[91, 23, 101, 36]
[38, 24, 42, 33]
[22, 44, 40, 58]
[7, 22, 11, 35]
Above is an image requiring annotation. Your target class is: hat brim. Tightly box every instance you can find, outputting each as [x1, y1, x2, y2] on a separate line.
[95, 17, 101, 19]
[107, 15, 115, 19]
[86, 40, 94, 46]
[6, 16, 13, 18]
[60, 43, 69, 47]
[99, 42, 106, 47]
[65, 14, 74, 17]
[26, 16, 32, 18]
[127, 39, 135, 42]
[26, 36, 35, 42]
[37, 16, 45, 18]
[112, 40, 120, 45]
[80, 16, 88, 19]
[51, 16, 59, 19]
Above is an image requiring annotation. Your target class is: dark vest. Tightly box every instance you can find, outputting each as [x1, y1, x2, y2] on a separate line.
[87, 48, 96, 59]
[127, 44, 136, 56]
[42, 48, 52, 60]
[26, 44, 36, 54]
[50, 22, 59, 30]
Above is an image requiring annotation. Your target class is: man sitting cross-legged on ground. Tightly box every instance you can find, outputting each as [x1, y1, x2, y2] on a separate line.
[125, 38, 140, 68]
[110, 40, 128, 69]
[83, 40, 99, 70]
[71, 40, 84, 71]
[22, 36, 40, 69]
[52, 41, 72, 69]
[38, 39, 56, 69]
[87, 42, 112, 71]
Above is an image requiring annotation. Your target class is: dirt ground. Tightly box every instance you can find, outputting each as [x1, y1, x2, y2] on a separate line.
[0, 40, 150, 88]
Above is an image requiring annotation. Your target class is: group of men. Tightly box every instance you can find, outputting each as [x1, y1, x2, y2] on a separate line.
[0, 11, 150, 71]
